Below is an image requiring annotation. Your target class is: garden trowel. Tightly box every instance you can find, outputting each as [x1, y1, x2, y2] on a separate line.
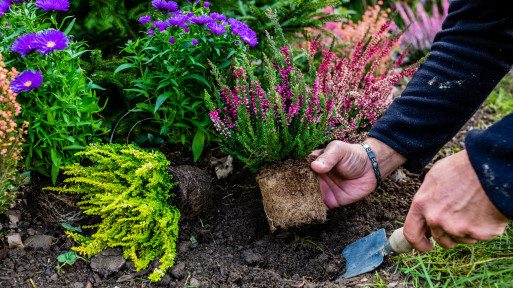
[337, 227, 413, 280]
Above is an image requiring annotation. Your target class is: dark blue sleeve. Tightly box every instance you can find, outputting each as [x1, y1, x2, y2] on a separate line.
[368, 0, 513, 217]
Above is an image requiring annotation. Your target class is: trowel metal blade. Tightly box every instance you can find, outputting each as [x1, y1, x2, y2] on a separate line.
[337, 228, 387, 280]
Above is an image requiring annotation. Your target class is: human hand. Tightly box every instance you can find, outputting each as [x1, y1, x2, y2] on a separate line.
[310, 138, 406, 209]
[403, 150, 509, 251]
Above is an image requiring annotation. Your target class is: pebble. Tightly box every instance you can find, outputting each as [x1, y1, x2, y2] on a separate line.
[160, 274, 171, 286]
[25, 235, 53, 250]
[50, 274, 58, 281]
[189, 278, 200, 287]
[27, 228, 36, 236]
[243, 252, 263, 266]
[71, 282, 84, 288]
[89, 248, 126, 277]
[170, 262, 186, 279]
[324, 263, 339, 274]
[7, 233, 23, 248]
[178, 242, 190, 253]
[44, 268, 52, 276]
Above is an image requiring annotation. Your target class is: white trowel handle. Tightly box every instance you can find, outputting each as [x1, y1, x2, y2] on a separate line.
[385, 227, 414, 255]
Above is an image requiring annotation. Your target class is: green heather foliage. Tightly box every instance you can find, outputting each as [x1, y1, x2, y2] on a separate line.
[205, 18, 333, 172]
[44, 144, 180, 282]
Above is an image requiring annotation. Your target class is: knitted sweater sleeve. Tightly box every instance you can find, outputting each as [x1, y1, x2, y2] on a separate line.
[367, 0, 513, 218]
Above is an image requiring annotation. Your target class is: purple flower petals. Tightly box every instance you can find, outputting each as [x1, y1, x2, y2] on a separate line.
[210, 12, 226, 22]
[11, 70, 43, 93]
[239, 29, 258, 47]
[147, 29, 155, 36]
[152, 0, 178, 12]
[36, 0, 70, 11]
[169, 37, 175, 44]
[11, 33, 38, 57]
[154, 20, 168, 32]
[204, 1, 210, 8]
[166, 14, 189, 27]
[138, 15, 152, 24]
[192, 39, 198, 46]
[0, 0, 12, 17]
[189, 15, 212, 25]
[207, 22, 226, 35]
[33, 29, 70, 55]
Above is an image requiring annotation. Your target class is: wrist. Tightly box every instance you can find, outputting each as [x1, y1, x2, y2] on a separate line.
[364, 137, 407, 179]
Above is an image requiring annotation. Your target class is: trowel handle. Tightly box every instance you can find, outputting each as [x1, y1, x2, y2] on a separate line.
[385, 227, 414, 255]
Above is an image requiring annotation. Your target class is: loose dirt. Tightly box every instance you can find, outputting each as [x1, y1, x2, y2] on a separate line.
[0, 108, 492, 287]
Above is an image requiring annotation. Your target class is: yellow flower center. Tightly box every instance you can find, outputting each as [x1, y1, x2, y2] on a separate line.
[24, 81, 32, 87]
[47, 41, 56, 48]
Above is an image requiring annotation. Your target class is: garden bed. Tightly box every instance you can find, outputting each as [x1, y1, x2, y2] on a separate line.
[0, 108, 491, 287]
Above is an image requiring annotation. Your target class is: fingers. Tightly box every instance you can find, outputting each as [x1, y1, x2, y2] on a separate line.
[403, 200, 434, 251]
[310, 141, 346, 174]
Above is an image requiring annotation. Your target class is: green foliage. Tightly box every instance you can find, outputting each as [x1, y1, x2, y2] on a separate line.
[117, 1, 252, 162]
[44, 144, 180, 282]
[211, 0, 350, 53]
[0, 2, 106, 183]
[205, 18, 333, 172]
[486, 73, 513, 121]
[56, 251, 86, 274]
[397, 222, 513, 287]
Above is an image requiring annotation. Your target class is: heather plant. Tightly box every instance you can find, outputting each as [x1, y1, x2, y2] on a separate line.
[314, 19, 421, 143]
[205, 14, 334, 172]
[116, 0, 257, 161]
[0, 53, 28, 213]
[0, 1, 105, 183]
[44, 143, 180, 282]
[394, 0, 449, 63]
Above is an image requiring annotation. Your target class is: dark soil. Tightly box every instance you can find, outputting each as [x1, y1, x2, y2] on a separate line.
[0, 108, 493, 288]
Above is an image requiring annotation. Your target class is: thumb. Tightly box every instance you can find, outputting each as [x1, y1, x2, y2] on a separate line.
[310, 140, 347, 174]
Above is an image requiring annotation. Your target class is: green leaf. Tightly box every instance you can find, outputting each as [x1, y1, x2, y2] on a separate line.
[63, 18, 76, 35]
[192, 129, 205, 163]
[61, 223, 82, 232]
[182, 74, 211, 89]
[114, 64, 137, 76]
[57, 251, 77, 265]
[217, 60, 231, 69]
[154, 92, 173, 114]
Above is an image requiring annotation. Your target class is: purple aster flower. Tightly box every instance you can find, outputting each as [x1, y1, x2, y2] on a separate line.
[169, 37, 175, 44]
[204, 1, 210, 8]
[189, 15, 212, 25]
[154, 20, 168, 32]
[166, 14, 189, 27]
[11, 33, 38, 57]
[138, 15, 151, 24]
[0, 0, 12, 17]
[11, 70, 44, 93]
[147, 29, 154, 36]
[207, 22, 225, 35]
[239, 29, 258, 47]
[195, 0, 200, 4]
[184, 26, 189, 33]
[210, 12, 226, 22]
[36, 0, 70, 11]
[152, 0, 177, 12]
[5, 22, 9, 27]
[33, 29, 70, 55]
[227, 18, 248, 35]
[192, 39, 198, 46]
[187, 12, 194, 17]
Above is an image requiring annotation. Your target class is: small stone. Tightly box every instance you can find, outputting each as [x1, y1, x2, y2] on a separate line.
[390, 169, 406, 183]
[292, 274, 300, 281]
[50, 274, 58, 281]
[88, 274, 95, 284]
[189, 278, 200, 287]
[387, 282, 398, 288]
[90, 248, 126, 277]
[160, 275, 171, 286]
[86, 281, 93, 288]
[243, 253, 263, 266]
[190, 242, 199, 249]
[71, 282, 84, 288]
[211, 155, 234, 179]
[7, 233, 24, 248]
[5, 210, 21, 227]
[324, 263, 339, 274]
[178, 242, 189, 253]
[27, 228, 36, 236]
[361, 277, 368, 282]
[124, 261, 137, 272]
[25, 235, 53, 250]
[170, 262, 186, 279]
[228, 271, 241, 283]
[44, 268, 52, 276]
[305, 284, 315, 288]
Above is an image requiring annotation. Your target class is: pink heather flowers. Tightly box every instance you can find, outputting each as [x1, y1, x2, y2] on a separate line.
[205, 46, 333, 171]
[314, 20, 420, 143]
[394, 0, 449, 52]
[11, 70, 43, 93]
[36, 0, 70, 11]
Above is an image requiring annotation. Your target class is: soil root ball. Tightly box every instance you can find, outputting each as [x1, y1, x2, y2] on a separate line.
[167, 165, 212, 220]
[256, 159, 326, 232]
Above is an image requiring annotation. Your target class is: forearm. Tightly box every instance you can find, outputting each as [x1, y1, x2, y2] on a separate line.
[368, 0, 513, 171]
